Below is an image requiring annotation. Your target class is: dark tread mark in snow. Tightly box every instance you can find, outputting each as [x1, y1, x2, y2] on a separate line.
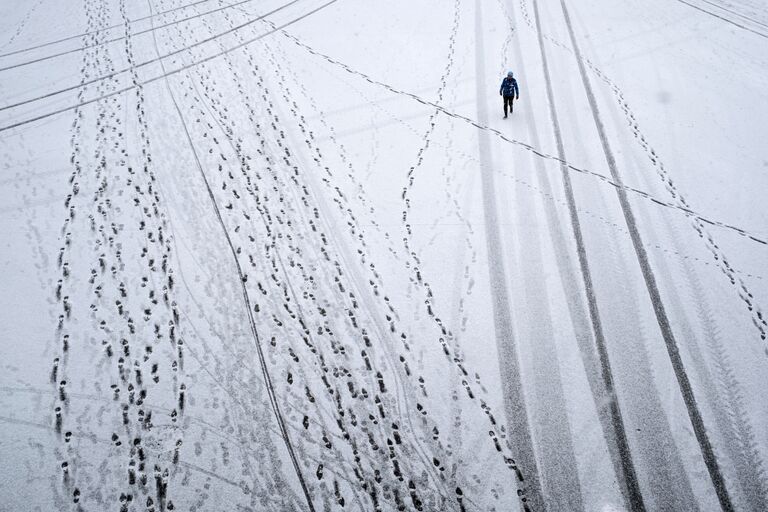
[557, 0, 735, 509]
[518, 0, 767, 350]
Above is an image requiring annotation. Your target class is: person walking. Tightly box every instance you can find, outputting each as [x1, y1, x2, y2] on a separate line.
[500, 71, 520, 118]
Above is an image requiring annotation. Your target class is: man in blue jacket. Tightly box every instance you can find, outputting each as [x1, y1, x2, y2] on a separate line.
[500, 71, 520, 118]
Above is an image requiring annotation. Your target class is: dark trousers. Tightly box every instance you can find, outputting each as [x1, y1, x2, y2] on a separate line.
[503, 95, 515, 116]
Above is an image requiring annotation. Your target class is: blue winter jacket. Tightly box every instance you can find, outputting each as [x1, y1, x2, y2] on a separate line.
[500, 76, 519, 98]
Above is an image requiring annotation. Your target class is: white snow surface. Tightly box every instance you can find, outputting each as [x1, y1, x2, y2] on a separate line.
[1, 0, 767, 511]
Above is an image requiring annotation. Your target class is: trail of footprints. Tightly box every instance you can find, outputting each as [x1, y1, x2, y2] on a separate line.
[168, 9, 448, 509]
[53, 1, 185, 510]
[149, 1, 538, 509]
[44, 0, 727, 510]
[212, 4, 545, 510]
[253, 10, 527, 511]
[32, 0, 768, 510]
[149, 4, 299, 510]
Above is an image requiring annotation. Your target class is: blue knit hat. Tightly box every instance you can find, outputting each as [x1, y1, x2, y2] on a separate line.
[507, 71, 514, 77]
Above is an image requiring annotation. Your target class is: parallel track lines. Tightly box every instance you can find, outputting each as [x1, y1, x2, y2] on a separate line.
[0, 0, 302, 113]
[0, 1, 335, 130]
[0, 0, 261, 73]
[518, 0, 768, 356]
[674, 0, 768, 39]
[528, 0, 645, 509]
[473, 2, 542, 510]
[558, 1, 735, 509]
[0, 0, 220, 58]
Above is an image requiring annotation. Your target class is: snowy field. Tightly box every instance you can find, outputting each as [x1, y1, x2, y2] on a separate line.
[1, 0, 767, 510]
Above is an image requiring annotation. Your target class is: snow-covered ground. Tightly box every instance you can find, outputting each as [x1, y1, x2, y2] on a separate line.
[1, 0, 767, 510]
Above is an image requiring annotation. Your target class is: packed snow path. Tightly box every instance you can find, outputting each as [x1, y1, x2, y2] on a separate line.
[1, 0, 766, 510]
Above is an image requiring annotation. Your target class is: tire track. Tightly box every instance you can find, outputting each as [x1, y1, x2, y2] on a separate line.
[494, 2, 585, 509]
[526, 0, 646, 509]
[557, 0, 735, 509]
[518, 0, 767, 352]
[687, 268, 768, 511]
[593, 186, 701, 512]
[673, 0, 768, 39]
[473, 2, 543, 511]
[641, 182, 768, 511]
